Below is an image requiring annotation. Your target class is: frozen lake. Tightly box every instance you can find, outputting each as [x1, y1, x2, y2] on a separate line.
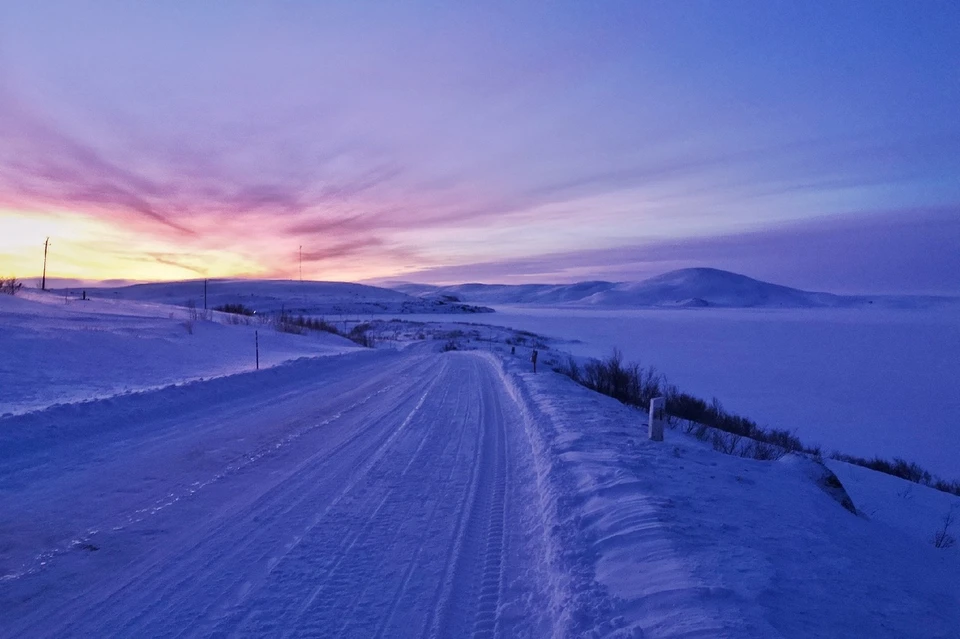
[386, 306, 960, 479]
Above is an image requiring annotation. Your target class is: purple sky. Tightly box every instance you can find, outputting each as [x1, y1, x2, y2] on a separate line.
[0, 2, 958, 292]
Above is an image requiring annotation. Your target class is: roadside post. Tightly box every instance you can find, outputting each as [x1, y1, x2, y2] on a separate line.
[256, 330, 260, 371]
[649, 396, 665, 442]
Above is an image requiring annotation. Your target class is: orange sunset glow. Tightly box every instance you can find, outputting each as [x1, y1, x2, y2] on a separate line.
[0, 2, 957, 291]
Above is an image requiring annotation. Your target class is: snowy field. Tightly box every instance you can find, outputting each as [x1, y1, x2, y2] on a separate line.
[2, 288, 959, 637]
[72, 279, 493, 316]
[0, 291, 359, 415]
[385, 305, 960, 479]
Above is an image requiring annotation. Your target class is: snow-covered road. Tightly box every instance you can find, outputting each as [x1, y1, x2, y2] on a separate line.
[7, 340, 956, 638]
[0, 350, 555, 638]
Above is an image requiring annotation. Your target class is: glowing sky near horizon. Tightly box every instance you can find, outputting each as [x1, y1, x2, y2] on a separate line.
[0, 2, 958, 292]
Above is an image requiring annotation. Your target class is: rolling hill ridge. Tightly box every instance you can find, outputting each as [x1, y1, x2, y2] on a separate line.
[391, 268, 957, 309]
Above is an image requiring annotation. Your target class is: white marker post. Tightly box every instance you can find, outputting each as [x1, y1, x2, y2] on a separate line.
[649, 397, 665, 442]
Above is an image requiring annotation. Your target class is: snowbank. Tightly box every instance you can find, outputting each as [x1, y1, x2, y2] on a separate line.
[497, 357, 960, 638]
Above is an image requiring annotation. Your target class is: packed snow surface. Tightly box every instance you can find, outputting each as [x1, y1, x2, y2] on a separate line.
[0, 350, 561, 637]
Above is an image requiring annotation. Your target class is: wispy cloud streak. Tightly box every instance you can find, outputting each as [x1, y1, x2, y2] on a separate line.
[0, 2, 957, 288]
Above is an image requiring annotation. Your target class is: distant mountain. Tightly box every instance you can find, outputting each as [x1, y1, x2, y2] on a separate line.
[584, 268, 841, 308]
[391, 268, 958, 309]
[73, 279, 494, 315]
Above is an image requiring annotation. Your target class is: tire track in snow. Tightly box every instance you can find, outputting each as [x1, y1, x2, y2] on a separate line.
[2, 354, 441, 637]
[368, 364, 479, 639]
[284, 362, 455, 626]
[330, 372, 471, 637]
[425, 357, 510, 639]
[2, 351, 546, 638]
[0, 352, 429, 585]
[207, 357, 460, 637]
[115, 357, 446, 638]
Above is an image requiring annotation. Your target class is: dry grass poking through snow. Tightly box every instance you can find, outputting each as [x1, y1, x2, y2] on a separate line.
[555, 349, 960, 499]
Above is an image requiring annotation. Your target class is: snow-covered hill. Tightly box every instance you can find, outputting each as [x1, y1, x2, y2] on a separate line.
[0, 291, 360, 415]
[586, 268, 841, 308]
[392, 268, 959, 309]
[70, 279, 493, 315]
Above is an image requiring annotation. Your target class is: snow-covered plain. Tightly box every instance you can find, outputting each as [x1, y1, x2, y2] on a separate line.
[2, 287, 959, 638]
[385, 305, 960, 479]
[74, 279, 493, 316]
[0, 291, 359, 415]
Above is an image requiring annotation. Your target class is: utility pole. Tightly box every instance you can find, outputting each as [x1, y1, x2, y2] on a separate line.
[41, 237, 49, 290]
[204, 279, 208, 310]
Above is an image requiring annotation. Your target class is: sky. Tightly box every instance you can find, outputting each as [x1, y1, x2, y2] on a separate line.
[0, 1, 957, 293]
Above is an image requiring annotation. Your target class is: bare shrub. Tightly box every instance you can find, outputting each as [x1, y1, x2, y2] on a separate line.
[934, 478, 960, 495]
[933, 509, 956, 549]
[554, 356, 582, 383]
[215, 303, 255, 316]
[273, 310, 305, 335]
[348, 323, 375, 348]
[830, 452, 956, 496]
[742, 440, 786, 461]
[692, 422, 710, 442]
[554, 342, 960, 492]
[276, 319, 304, 335]
[579, 349, 663, 407]
[711, 431, 742, 455]
[312, 317, 341, 334]
[1, 276, 23, 295]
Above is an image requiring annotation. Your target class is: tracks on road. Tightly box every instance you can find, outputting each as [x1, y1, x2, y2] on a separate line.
[1, 350, 546, 638]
